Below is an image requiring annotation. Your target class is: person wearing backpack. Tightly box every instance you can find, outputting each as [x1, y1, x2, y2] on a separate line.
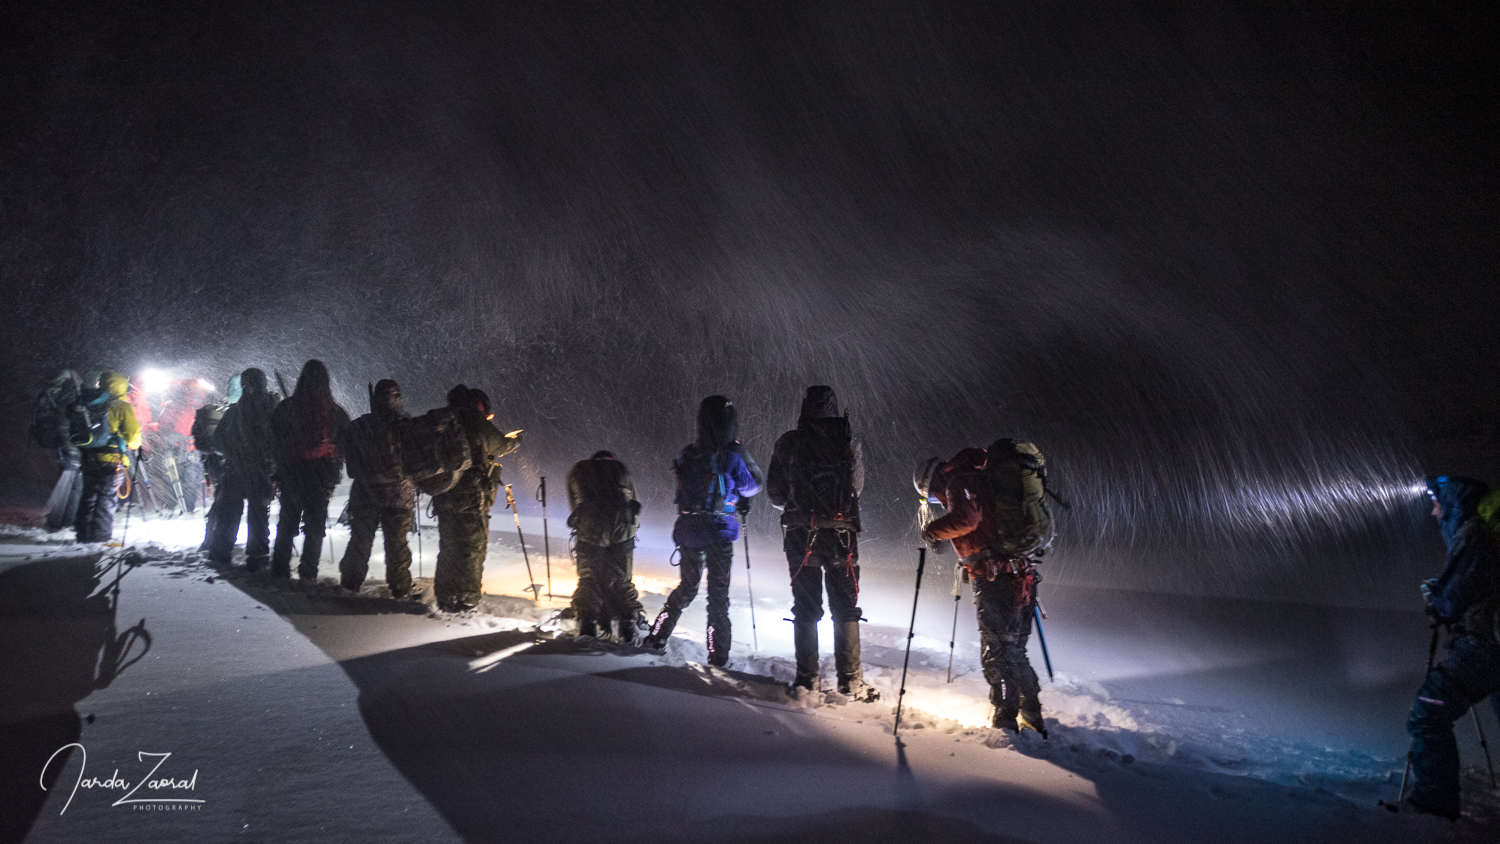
[431, 385, 520, 612]
[567, 450, 644, 641]
[337, 380, 417, 597]
[917, 443, 1050, 737]
[193, 373, 241, 550]
[644, 396, 763, 666]
[270, 360, 351, 582]
[207, 368, 278, 568]
[73, 371, 142, 543]
[766, 385, 877, 700]
[1404, 475, 1500, 820]
[31, 369, 86, 531]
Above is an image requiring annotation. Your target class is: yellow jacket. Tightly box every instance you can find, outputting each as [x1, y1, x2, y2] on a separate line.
[88, 372, 142, 465]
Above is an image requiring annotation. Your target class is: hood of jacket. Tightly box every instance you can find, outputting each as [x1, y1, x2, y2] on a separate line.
[1431, 475, 1490, 549]
[101, 371, 130, 399]
[798, 385, 839, 423]
[695, 395, 738, 452]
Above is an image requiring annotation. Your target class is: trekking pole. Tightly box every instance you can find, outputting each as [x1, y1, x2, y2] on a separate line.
[946, 563, 963, 683]
[1033, 602, 1054, 682]
[743, 524, 758, 652]
[414, 494, 423, 580]
[1388, 623, 1442, 811]
[1472, 708, 1497, 787]
[119, 457, 139, 548]
[505, 484, 540, 600]
[538, 477, 552, 600]
[166, 452, 187, 515]
[326, 513, 338, 573]
[894, 546, 927, 736]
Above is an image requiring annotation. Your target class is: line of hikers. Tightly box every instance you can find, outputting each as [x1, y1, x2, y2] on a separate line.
[33, 371, 1063, 733]
[30, 368, 1500, 816]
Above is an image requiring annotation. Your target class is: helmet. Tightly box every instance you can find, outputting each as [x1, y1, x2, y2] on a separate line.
[912, 456, 941, 502]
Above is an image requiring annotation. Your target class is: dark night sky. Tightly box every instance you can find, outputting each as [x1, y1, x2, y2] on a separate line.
[2, 1, 1497, 602]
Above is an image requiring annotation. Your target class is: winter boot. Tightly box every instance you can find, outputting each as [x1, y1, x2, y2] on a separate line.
[706, 623, 729, 667]
[578, 618, 599, 638]
[1018, 708, 1049, 739]
[990, 683, 1019, 731]
[834, 621, 880, 702]
[792, 621, 820, 691]
[991, 708, 1020, 731]
[644, 606, 678, 650]
[616, 615, 639, 646]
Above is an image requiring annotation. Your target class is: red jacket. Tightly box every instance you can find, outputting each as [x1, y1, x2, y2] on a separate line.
[924, 447, 1000, 558]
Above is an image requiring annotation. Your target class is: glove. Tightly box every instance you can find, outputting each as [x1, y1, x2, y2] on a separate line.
[1419, 578, 1438, 605]
[735, 497, 751, 516]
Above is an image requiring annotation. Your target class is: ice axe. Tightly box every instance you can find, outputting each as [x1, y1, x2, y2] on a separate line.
[505, 484, 541, 600]
[1033, 602, 1054, 682]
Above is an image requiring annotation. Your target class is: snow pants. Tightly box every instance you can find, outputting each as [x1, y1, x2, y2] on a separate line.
[572, 539, 642, 634]
[207, 475, 272, 569]
[785, 527, 861, 624]
[1407, 632, 1500, 817]
[272, 477, 332, 580]
[654, 542, 734, 662]
[432, 499, 491, 611]
[974, 572, 1042, 723]
[340, 501, 414, 596]
[74, 462, 122, 543]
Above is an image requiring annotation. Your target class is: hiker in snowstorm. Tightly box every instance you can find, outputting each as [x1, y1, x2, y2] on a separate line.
[74, 372, 142, 543]
[766, 386, 877, 700]
[1404, 475, 1500, 820]
[206, 369, 278, 569]
[917, 439, 1055, 737]
[431, 385, 520, 612]
[162, 378, 215, 511]
[338, 380, 417, 597]
[30, 369, 85, 531]
[270, 360, 350, 583]
[567, 450, 644, 641]
[193, 373, 241, 549]
[644, 396, 763, 666]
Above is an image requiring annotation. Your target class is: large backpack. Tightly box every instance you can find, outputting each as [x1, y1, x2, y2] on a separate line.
[401, 407, 472, 496]
[29, 375, 81, 449]
[984, 438, 1053, 558]
[569, 460, 640, 546]
[786, 416, 859, 530]
[674, 444, 733, 516]
[192, 403, 230, 454]
[344, 414, 405, 486]
[69, 389, 117, 451]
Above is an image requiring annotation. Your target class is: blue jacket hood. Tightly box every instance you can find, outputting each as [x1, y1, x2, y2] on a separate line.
[1430, 475, 1490, 549]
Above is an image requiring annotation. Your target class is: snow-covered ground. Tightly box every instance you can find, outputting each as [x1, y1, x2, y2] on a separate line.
[2, 501, 1497, 843]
